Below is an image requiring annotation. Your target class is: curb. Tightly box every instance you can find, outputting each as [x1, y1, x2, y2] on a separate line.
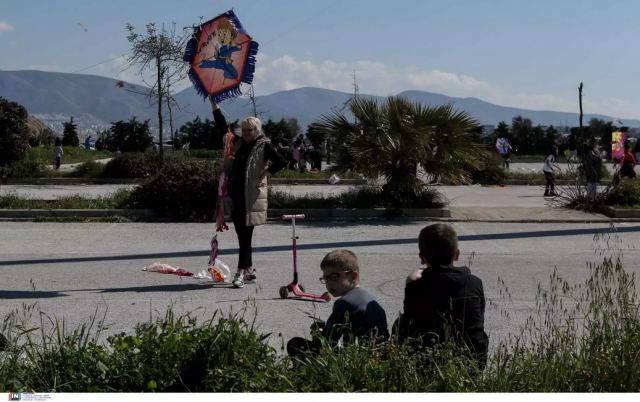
[0, 209, 157, 219]
[502, 179, 613, 186]
[602, 206, 640, 219]
[3, 178, 365, 186]
[5, 178, 143, 185]
[268, 208, 451, 219]
[3, 208, 640, 223]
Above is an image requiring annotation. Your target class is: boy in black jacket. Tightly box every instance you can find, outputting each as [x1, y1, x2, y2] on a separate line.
[397, 224, 489, 368]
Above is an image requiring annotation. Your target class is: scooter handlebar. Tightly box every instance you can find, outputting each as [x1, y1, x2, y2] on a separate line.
[282, 214, 305, 220]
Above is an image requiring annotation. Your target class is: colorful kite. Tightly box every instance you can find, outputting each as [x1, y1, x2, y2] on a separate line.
[184, 10, 258, 103]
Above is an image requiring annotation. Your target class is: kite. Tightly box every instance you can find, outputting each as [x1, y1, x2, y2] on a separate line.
[184, 10, 258, 103]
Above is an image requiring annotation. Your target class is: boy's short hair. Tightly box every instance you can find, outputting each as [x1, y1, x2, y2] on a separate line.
[418, 224, 458, 266]
[321, 249, 359, 272]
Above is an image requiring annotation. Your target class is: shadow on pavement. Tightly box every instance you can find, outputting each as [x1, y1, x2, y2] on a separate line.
[0, 290, 65, 299]
[2, 225, 638, 267]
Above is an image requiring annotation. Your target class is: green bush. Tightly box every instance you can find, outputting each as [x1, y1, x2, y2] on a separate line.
[128, 158, 219, 220]
[4, 158, 46, 178]
[468, 153, 505, 185]
[269, 186, 446, 209]
[101, 153, 165, 178]
[67, 161, 104, 178]
[605, 179, 640, 207]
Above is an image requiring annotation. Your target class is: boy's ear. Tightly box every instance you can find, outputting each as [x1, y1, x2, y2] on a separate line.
[351, 271, 359, 283]
[453, 249, 460, 262]
[419, 253, 428, 265]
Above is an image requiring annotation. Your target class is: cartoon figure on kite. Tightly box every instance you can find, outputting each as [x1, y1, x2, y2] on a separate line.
[199, 18, 242, 79]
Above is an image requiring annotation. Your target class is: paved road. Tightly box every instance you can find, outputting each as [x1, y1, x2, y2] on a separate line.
[1, 220, 639, 351]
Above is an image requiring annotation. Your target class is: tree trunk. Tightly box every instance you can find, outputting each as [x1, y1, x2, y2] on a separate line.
[157, 57, 164, 159]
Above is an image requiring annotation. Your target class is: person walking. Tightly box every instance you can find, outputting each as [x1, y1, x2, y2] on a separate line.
[618, 142, 637, 180]
[584, 137, 603, 204]
[211, 99, 287, 288]
[543, 146, 561, 197]
[53, 137, 63, 170]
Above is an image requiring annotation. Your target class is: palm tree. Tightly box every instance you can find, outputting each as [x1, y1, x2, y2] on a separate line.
[318, 96, 487, 205]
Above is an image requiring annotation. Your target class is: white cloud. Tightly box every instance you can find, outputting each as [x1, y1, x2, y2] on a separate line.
[253, 54, 640, 120]
[0, 21, 13, 32]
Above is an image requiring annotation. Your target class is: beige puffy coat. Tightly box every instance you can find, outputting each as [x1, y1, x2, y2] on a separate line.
[239, 136, 269, 226]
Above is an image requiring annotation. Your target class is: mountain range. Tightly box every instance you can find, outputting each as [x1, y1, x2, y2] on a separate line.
[2, 69, 638, 135]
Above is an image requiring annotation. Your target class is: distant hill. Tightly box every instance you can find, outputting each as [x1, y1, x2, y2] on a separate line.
[2, 70, 639, 135]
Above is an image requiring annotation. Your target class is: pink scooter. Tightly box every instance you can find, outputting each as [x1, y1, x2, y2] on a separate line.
[279, 214, 331, 302]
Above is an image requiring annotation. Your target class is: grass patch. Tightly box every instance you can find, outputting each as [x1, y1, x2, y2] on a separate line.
[25, 146, 112, 165]
[274, 168, 362, 180]
[269, 186, 446, 209]
[0, 189, 132, 209]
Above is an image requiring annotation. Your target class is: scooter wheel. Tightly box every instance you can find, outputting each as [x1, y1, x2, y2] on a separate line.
[279, 286, 289, 299]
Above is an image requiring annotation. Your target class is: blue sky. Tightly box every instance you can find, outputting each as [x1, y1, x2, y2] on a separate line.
[2, 0, 640, 120]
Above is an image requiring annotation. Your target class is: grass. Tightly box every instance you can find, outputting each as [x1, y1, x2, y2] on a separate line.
[26, 146, 112, 165]
[269, 186, 446, 209]
[0, 189, 132, 209]
[275, 168, 362, 180]
[1, 234, 638, 391]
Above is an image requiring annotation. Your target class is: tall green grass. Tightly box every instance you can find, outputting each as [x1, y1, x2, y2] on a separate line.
[1, 230, 638, 391]
[25, 146, 112, 165]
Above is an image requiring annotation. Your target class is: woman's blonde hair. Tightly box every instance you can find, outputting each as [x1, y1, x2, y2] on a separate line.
[241, 116, 263, 136]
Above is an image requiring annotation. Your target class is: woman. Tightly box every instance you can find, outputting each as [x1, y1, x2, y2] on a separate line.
[211, 99, 286, 288]
[619, 142, 637, 179]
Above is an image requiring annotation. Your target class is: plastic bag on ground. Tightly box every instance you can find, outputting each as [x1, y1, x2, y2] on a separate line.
[208, 258, 231, 283]
[328, 174, 340, 184]
[142, 263, 178, 274]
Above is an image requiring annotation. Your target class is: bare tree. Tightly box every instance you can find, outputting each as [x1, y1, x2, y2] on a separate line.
[125, 22, 188, 158]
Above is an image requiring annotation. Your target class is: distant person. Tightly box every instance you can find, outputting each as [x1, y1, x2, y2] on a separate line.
[618, 142, 637, 180]
[495, 137, 512, 169]
[211, 99, 287, 288]
[396, 223, 489, 369]
[84, 135, 92, 150]
[287, 249, 389, 358]
[543, 146, 561, 197]
[53, 137, 63, 170]
[583, 137, 603, 202]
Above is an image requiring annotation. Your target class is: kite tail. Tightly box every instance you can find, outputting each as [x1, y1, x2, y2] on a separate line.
[241, 41, 259, 85]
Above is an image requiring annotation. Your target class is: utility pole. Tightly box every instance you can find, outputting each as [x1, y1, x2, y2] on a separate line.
[249, 84, 258, 117]
[578, 82, 584, 158]
[352, 70, 359, 100]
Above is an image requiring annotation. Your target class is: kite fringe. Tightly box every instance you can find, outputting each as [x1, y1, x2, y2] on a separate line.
[210, 86, 244, 104]
[188, 69, 209, 100]
[183, 27, 201, 63]
[241, 40, 259, 85]
[226, 10, 247, 34]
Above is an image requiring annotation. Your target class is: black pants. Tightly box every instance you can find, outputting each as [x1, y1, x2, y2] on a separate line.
[544, 171, 555, 194]
[232, 207, 254, 270]
[287, 336, 321, 358]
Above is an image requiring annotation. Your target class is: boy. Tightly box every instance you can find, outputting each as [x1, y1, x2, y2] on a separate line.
[287, 249, 389, 357]
[397, 224, 488, 368]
